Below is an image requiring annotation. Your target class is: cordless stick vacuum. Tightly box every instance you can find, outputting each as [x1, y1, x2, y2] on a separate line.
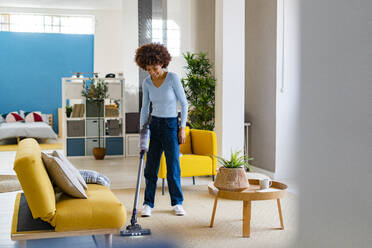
[120, 123, 151, 237]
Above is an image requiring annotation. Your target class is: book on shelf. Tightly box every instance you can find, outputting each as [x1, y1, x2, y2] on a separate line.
[71, 104, 85, 118]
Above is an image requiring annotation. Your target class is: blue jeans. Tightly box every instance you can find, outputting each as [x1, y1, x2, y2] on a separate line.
[143, 116, 184, 208]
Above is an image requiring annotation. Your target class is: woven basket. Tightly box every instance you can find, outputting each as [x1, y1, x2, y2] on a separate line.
[214, 167, 249, 192]
[105, 105, 119, 117]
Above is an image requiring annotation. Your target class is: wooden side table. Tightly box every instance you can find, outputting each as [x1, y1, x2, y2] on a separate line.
[208, 179, 287, 238]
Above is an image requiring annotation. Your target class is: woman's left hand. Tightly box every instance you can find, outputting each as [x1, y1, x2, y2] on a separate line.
[178, 127, 186, 144]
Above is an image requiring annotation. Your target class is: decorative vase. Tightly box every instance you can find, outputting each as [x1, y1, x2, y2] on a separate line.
[214, 167, 249, 191]
[93, 147, 106, 160]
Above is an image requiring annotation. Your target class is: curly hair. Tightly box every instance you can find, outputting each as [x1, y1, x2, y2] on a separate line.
[135, 43, 171, 70]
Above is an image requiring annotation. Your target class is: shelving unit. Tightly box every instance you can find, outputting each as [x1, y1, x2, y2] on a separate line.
[62, 77, 126, 157]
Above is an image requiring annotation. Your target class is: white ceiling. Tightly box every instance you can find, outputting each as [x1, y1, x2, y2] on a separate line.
[0, 0, 122, 10]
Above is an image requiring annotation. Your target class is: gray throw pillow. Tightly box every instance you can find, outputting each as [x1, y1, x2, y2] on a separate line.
[41, 152, 87, 199]
[52, 150, 88, 190]
[79, 170, 111, 187]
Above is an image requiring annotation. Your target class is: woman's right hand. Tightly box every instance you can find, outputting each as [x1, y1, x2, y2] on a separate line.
[178, 127, 186, 144]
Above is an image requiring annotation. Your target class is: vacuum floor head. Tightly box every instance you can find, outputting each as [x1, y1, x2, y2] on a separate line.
[120, 224, 151, 237]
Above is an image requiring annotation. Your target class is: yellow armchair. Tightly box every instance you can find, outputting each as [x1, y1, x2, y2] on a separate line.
[158, 127, 217, 194]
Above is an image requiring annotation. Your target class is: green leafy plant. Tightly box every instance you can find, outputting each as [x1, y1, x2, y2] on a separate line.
[181, 52, 216, 130]
[81, 78, 109, 148]
[213, 150, 254, 171]
[65, 106, 73, 117]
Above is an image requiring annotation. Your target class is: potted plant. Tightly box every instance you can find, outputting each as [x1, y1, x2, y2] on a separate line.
[65, 106, 73, 118]
[181, 52, 216, 130]
[213, 150, 254, 191]
[82, 78, 109, 160]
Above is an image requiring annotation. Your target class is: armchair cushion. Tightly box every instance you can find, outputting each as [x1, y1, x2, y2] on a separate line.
[180, 155, 213, 177]
[190, 129, 217, 156]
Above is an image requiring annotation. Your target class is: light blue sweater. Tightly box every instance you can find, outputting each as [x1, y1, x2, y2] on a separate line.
[140, 72, 189, 129]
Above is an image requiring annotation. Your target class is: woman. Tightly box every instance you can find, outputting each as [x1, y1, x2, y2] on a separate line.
[135, 43, 189, 216]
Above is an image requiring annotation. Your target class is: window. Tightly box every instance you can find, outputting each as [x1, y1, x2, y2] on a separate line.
[0, 13, 94, 34]
[151, 18, 180, 57]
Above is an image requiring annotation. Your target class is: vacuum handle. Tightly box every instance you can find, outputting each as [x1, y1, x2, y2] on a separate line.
[131, 150, 146, 226]
[139, 128, 150, 152]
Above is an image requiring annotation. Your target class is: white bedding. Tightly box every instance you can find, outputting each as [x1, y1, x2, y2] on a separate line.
[0, 122, 57, 140]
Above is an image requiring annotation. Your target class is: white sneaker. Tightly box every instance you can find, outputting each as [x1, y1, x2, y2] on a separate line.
[141, 204, 152, 217]
[173, 204, 185, 216]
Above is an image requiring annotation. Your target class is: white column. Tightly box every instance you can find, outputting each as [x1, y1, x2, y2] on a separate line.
[122, 0, 139, 112]
[215, 0, 245, 158]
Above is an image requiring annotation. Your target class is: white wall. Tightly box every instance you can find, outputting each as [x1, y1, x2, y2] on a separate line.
[215, 0, 245, 158]
[189, 0, 215, 63]
[121, 0, 139, 112]
[94, 10, 124, 75]
[274, 0, 300, 179]
[296, 0, 372, 246]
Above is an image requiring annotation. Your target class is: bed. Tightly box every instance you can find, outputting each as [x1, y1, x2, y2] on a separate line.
[0, 113, 58, 141]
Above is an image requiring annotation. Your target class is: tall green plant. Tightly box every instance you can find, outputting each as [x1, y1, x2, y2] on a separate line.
[182, 52, 216, 130]
[82, 78, 109, 148]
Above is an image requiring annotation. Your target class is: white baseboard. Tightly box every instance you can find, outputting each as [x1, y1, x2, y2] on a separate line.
[250, 165, 275, 179]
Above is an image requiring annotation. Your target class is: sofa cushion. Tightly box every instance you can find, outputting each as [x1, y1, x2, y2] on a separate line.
[180, 126, 192, 154]
[180, 154, 213, 177]
[52, 150, 88, 190]
[13, 138, 56, 223]
[52, 184, 126, 231]
[41, 152, 87, 199]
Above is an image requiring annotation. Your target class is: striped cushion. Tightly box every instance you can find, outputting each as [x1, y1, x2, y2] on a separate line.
[79, 170, 110, 187]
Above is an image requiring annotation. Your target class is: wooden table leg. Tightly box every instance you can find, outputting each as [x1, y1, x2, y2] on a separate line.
[277, 198, 284, 230]
[243, 200, 251, 237]
[210, 196, 219, 227]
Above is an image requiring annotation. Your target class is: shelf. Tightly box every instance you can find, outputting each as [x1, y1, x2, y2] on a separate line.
[66, 117, 85, 120]
[104, 116, 122, 119]
[63, 76, 125, 157]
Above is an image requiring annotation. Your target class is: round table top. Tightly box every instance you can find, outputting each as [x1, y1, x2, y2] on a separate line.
[208, 179, 287, 201]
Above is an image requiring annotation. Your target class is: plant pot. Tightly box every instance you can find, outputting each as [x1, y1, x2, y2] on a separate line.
[93, 147, 106, 160]
[66, 112, 72, 118]
[214, 167, 249, 192]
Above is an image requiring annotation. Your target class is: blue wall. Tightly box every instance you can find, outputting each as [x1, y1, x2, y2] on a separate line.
[0, 32, 94, 133]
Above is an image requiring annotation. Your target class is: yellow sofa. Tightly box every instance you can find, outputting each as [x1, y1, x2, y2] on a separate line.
[11, 138, 126, 247]
[157, 127, 217, 194]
